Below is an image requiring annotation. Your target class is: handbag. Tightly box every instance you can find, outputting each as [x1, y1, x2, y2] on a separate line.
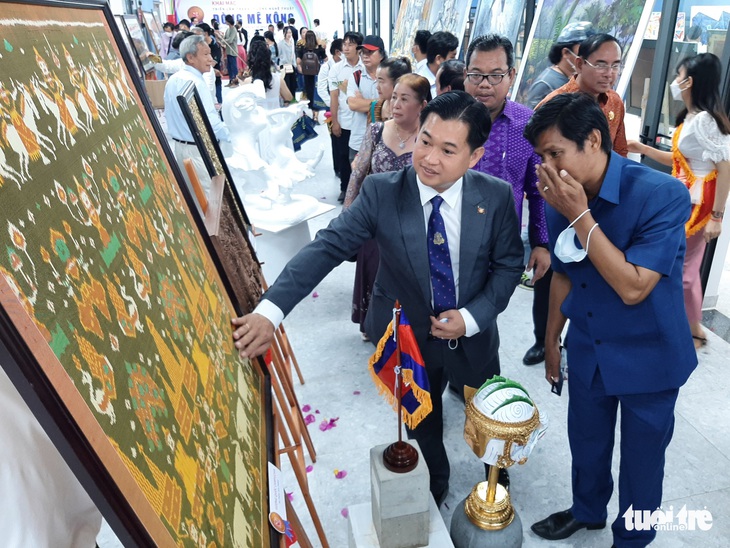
[282, 63, 294, 74]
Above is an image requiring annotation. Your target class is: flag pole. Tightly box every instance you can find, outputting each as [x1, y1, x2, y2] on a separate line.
[383, 300, 419, 473]
[394, 303, 403, 444]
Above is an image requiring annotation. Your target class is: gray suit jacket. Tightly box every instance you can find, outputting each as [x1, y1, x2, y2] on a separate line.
[265, 166, 524, 371]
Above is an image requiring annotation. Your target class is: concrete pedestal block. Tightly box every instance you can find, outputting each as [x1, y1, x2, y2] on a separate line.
[449, 498, 523, 548]
[370, 441, 430, 548]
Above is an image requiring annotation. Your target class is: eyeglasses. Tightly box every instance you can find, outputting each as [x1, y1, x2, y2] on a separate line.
[465, 70, 512, 85]
[582, 58, 623, 73]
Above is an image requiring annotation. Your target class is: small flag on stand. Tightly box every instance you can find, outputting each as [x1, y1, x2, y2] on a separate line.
[368, 304, 432, 429]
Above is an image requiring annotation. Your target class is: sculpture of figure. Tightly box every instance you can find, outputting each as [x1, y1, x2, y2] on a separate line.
[222, 81, 322, 222]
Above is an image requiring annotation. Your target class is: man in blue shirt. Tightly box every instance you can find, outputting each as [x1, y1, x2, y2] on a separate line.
[524, 93, 697, 547]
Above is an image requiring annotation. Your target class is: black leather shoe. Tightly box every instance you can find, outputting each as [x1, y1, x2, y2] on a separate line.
[523, 343, 545, 365]
[531, 509, 605, 540]
[337, 190, 346, 203]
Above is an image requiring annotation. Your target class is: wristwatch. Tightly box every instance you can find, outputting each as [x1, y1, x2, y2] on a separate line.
[711, 210, 724, 219]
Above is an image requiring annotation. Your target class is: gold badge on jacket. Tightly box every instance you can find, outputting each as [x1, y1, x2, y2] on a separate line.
[433, 232, 445, 245]
[608, 111, 615, 121]
[477, 206, 485, 214]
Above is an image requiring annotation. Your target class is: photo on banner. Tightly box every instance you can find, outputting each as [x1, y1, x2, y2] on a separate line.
[389, 0, 433, 58]
[0, 0, 274, 545]
[470, 0, 527, 53]
[513, 0, 654, 104]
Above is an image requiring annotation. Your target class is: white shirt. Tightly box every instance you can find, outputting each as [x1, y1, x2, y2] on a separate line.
[328, 58, 364, 129]
[416, 62, 437, 100]
[415, 58, 428, 73]
[164, 64, 230, 142]
[317, 58, 336, 108]
[346, 67, 378, 151]
[256, 174, 479, 337]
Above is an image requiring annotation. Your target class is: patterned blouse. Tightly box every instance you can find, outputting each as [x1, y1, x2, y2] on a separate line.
[344, 122, 413, 207]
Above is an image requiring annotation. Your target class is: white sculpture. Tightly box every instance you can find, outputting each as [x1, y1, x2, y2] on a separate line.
[222, 80, 324, 227]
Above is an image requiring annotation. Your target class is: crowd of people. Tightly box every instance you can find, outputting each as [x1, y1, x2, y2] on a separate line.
[227, 20, 729, 548]
[154, 14, 728, 548]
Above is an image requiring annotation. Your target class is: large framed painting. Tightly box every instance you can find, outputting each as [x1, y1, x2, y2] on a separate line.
[143, 10, 163, 56]
[120, 13, 156, 75]
[0, 0, 275, 546]
[470, 0, 527, 54]
[513, 0, 654, 104]
[176, 82, 263, 316]
[389, 0, 433, 58]
[424, 0, 472, 55]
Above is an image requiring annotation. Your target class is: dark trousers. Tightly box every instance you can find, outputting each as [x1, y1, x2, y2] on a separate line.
[568, 368, 678, 547]
[215, 76, 222, 105]
[406, 338, 499, 499]
[304, 74, 317, 112]
[226, 54, 238, 82]
[532, 266, 552, 344]
[284, 71, 297, 100]
[330, 132, 341, 176]
[334, 128, 351, 192]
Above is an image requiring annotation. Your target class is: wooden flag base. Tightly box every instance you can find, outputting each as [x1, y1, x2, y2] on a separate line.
[383, 440, 419, 473]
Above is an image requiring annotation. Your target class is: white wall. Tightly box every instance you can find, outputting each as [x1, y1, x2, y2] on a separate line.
[311, 0, 344, 41]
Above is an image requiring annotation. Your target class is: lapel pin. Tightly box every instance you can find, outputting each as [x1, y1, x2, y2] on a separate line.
[608, 111, 615, 121]
[477, 206, 485, 214]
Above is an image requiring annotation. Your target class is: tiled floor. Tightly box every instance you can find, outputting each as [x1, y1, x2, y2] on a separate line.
[99, 117, 730, 547]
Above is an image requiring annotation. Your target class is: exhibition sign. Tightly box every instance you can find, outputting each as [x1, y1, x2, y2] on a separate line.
[513, 0, 654, 103]
[175, 0, 313, 30]
[0, 0, 273, 545]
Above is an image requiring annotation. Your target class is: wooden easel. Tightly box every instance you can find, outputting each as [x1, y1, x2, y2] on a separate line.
[184, 163, 327, 546]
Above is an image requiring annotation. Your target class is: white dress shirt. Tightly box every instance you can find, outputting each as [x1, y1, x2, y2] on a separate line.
[328, 58, 364, 129]
[416, 62, 437, 99]
[256, 175, 479, 337]
[163, 64, 230, 143]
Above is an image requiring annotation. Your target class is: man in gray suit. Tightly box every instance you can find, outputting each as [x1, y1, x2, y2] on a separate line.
[233, 91, 524, 504]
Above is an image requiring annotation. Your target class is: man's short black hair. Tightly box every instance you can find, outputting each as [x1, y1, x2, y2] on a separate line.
[419, 90, 491, 151]
[343, 31, 363, 46]
[225, 14, 234, 25]
[288, 17, 295, 24]
[413, 30, 431, 54]
[578, 33, 622, 59]
[177, 19, 191, 29]
[163, 22, 174, 31]
[314, 18, 320, 25]
[466, 34, 514, 69]
[277, 21, 285, 30]
[438, 59, 466, 91]
[172, 31, 194, 50]
[524, 93, 612, 156]
[548, 42, 576, 65]
[426, 31, 458, 64]
[330, 39, 343, 55]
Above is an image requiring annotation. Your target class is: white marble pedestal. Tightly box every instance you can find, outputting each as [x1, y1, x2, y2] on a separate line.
[347, 497, 454, 548]
[248, 200, 335, 283]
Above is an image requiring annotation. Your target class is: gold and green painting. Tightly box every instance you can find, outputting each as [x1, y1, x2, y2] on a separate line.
[0, 0, 272, 546]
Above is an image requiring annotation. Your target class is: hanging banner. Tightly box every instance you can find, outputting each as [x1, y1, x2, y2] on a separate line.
[175, 0, 313, 30]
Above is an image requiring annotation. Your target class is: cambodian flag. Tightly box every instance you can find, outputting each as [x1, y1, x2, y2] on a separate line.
[368, 305, 432, 429]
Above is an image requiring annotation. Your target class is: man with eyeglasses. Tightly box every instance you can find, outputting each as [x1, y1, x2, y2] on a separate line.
[465, 34, 551, 384]
[536, 33, 628, 157]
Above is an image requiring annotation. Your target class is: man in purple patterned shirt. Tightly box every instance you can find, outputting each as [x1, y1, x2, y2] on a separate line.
[465, 34, 552, 368]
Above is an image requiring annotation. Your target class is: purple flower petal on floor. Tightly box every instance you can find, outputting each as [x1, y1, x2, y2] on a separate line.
[334, 469, 348, 479]
[353, 390, 361, 395]
[319, 417, 339, 431]
[312, 291, 319, 298]
[304, 414, 315, 425]
[341, 507, 349, 518]
[286, 491, 294, 502]
[302, 404, 311, 412]
[306, 465, 314, 473]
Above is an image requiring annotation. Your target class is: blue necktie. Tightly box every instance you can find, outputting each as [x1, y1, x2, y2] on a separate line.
[427, 196, 456, 314]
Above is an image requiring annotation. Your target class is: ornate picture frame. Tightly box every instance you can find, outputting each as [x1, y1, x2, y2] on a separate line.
[142, 10, 163, 56]
[176, 82, 263, 315]
[0, 1, 274, 545]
